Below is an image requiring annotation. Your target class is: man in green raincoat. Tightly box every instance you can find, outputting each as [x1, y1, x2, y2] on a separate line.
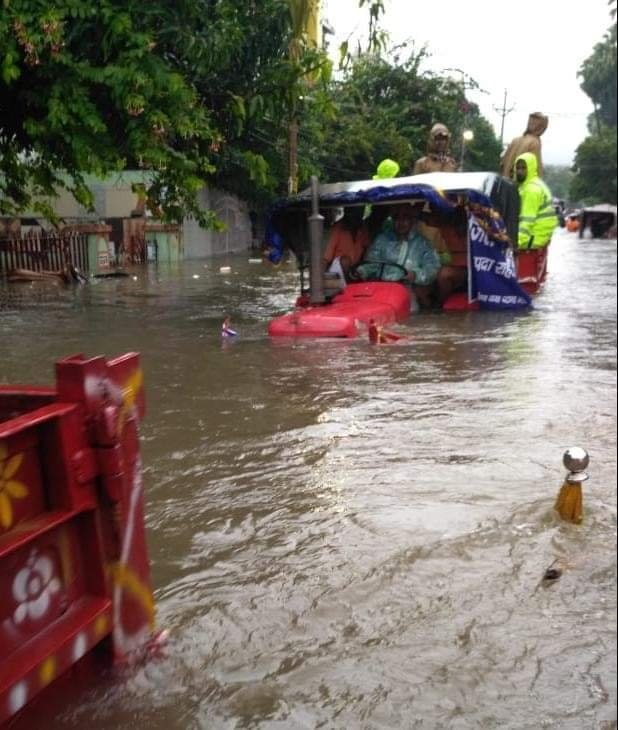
[357, 203, 440, 308]
[515, 152, 559, 249]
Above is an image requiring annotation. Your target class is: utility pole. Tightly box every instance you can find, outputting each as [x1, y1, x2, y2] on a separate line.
[494, 89, 515, 145]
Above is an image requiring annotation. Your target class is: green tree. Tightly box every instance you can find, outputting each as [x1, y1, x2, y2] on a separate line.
[0, 0, 324, 222]
[544, 165, 575, 201]
[571, 17, 617, 203]
[578, 25, 617, 129]
[299, 51, 501, 183]
[0, 1, 219, 223]
[570, 128, 617, 204]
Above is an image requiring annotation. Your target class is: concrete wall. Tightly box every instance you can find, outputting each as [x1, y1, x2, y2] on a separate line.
[52, 176, 142, 219]
[182, 187, 252, 259]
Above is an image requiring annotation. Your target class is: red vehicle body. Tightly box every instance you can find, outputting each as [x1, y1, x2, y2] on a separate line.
[0, 354, 155, 727]
[268, 281, 411, 338]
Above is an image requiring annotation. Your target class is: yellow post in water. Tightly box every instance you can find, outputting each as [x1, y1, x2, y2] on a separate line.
[555, 447, 589, 524]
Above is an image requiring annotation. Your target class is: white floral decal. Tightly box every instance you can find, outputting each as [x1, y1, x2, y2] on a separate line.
[12, 549, 61, 626]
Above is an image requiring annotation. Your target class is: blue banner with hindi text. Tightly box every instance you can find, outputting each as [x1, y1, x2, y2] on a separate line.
[469, 216, 532, 310]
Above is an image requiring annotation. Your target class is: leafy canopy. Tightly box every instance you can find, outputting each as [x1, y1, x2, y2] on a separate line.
[0, 0, 219, 224]
[1, 0, 503, 222]
[571, 20, 617, 203]
[299, 51, 501, 182]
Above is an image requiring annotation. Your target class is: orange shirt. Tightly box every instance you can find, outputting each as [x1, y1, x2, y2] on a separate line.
[324, 223, 370, 267]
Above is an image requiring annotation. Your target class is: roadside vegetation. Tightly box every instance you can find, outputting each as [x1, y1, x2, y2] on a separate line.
[570, 2, 617, 204]
[2, 0, 613, 226]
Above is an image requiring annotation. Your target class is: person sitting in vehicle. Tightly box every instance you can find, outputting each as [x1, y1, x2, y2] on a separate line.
[323, 206, 370, 279]
[357, 203, 441, 308]
[418, 206, 469, 304]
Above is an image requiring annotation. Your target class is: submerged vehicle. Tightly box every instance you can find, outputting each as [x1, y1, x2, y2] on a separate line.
[268, 172, 541, 339]
[579, 204, 617, 240]
[0, 354, 157, 727]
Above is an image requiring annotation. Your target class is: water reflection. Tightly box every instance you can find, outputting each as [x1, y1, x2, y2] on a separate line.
[2, 232, 616, 729]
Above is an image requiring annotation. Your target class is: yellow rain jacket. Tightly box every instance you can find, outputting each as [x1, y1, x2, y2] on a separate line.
[516, 152, 558, 249]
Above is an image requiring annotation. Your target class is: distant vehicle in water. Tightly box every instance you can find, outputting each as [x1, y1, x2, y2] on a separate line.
[579, 204, 617, 240]
[565, 212, 581, 233]
[268, 172, 544, 339]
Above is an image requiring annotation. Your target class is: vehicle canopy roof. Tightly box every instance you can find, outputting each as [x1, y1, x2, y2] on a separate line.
[271, 172, 518, 249]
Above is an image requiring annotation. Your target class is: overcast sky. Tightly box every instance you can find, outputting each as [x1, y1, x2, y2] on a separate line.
[323, 0, 614, 166]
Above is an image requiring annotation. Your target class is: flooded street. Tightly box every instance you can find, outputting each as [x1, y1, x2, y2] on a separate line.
[1, 230, 616, 729]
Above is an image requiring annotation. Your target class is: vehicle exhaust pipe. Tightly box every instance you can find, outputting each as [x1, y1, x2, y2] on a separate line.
[308, 176, 325, 304]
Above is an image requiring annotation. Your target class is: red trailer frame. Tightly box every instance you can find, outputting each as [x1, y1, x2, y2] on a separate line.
[0, 353, 155, 726]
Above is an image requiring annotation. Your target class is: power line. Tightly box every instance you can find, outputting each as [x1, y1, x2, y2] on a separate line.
[494, 89, 515, 146]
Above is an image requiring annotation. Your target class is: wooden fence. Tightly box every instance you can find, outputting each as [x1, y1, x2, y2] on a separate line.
[0, 232, 89, 275]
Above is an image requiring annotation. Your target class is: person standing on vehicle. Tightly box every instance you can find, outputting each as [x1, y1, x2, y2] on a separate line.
[500, 112, 548, 179]
[413, 124, 458, 174]
[514, 152, 559, 249]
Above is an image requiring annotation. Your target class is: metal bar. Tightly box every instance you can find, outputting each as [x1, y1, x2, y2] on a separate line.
[308, 176, 325, 305]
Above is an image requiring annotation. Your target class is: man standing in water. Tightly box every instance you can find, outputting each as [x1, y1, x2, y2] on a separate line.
[500, 112, 548, 179]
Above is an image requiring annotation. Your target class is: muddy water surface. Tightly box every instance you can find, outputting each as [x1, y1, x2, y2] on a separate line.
[1, 231, 616, 729]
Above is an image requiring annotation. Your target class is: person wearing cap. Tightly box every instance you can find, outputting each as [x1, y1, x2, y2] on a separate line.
[413, 124, 458, 174]
[500, 112, 548, 179]
[358, 203, 441, 308]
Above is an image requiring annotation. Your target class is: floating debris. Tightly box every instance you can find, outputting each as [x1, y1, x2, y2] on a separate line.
[221, 316, 238, 338]
[543, 567, 563, 581]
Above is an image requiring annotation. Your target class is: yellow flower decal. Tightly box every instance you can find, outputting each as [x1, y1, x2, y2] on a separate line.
[117, 368, 144, 436]
[0, 441, 29, 530]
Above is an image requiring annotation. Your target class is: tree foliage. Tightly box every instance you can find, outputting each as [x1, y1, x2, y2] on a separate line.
[298, 51, 501, 182]
[571, 19, 617, 203]
[544, 165, 575, 201]
[0, 0, 219, 223]
[578, 24, 617, 128]
[571, 128, 617, 204]
[0, 0, 325, 222]
[1, 0, 502, 223]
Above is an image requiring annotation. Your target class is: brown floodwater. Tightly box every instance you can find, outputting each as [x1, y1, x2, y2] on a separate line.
[1, 230, 616, 729]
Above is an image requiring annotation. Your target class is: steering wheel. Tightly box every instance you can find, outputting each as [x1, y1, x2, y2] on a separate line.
[352, 260, 409, 283]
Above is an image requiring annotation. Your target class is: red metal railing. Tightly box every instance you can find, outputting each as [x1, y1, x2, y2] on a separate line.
[0, 233, 89, 275]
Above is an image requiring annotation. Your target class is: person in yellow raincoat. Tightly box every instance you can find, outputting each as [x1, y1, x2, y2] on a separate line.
[515, 152, 559, 249]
